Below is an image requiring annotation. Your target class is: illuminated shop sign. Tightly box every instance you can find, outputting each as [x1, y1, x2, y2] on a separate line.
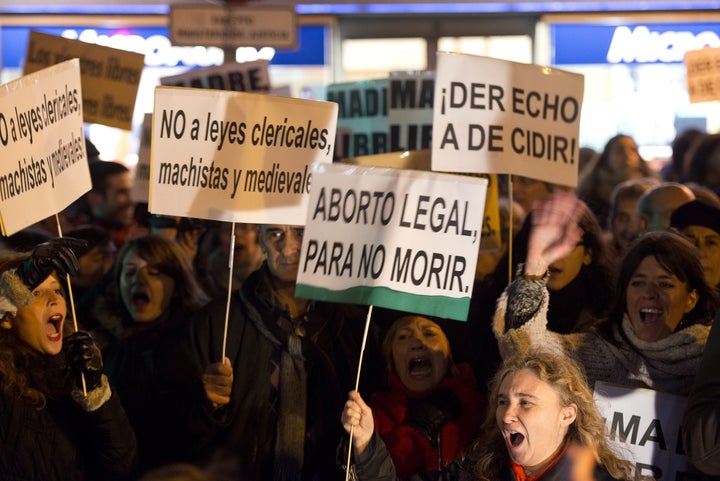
[551, 23, 720, 65]
[0, 24, 326, 69]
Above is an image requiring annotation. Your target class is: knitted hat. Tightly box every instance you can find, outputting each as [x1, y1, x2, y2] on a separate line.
[670, 200, 720, 235]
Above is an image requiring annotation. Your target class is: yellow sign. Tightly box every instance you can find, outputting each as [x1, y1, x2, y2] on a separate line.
[23, 31, 145, 130]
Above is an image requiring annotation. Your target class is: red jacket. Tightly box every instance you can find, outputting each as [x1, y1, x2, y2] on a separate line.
[369, 363, 486, 481]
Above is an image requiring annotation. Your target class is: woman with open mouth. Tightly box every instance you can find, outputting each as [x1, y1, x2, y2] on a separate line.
[360, 312, 485, 480]
[85, 233, 210, 474]
[0, 237, 137, 481]
[494, 192, 719, 396]
[340, 348, 633, 481]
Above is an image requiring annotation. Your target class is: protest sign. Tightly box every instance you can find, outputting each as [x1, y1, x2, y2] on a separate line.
[23, 31, 144, 131]
[150, 86, 337, 225]
[685, 46, 720, 103]
[0, 59, 91, 236]
[594, 381, 694, 481]
[296, 162, 487, 321]
[169, 5, 297, 49]
[388, 70, 434, 152]
[432, 52, 584, 187]
[132, 113, 152, 203]
[345, 149, 500, 251]
[160, 59, 271, 93]
[326, 78, 389, 160]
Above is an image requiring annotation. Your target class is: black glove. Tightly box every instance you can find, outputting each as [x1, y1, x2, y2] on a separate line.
[406, 389, 463, 446]
[18, 237, 87, 290]
[64, 331, 104, 392]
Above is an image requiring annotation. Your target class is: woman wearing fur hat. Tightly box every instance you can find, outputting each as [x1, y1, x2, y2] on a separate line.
[0, 238, 137, 480]
[493, 192, 720, 396]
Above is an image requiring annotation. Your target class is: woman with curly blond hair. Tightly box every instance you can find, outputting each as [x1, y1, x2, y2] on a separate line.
[341, 347, 634, 481]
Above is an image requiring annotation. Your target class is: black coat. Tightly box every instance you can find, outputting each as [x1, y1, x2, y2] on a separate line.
[157, 263, 384, 480]
[0, 352, 137, 481]
[102, 306, 196, 475]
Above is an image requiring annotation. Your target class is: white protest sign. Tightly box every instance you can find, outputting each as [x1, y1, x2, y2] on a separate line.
[295, 162, 487, 321]
[132, 113, 152, 203]
[160, 60, 271, 93]
[685, 47, 720, 103]
[23, 31, 145, 131]
[326, 79, 389, 160]
[432, 52, 584, 187]
[388, 70, 435, 152]
[594, 381, 695, 481]
[150, 87, 337, 225]
[0, 59, 90, 236]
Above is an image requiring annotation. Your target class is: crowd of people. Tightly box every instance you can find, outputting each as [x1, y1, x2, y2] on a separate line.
[3, 129, 720, 481]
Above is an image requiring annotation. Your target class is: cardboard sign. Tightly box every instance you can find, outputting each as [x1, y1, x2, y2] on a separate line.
[150, 86, 337, 225]
[169, 5, 297, 49]
[295, 162, 487, 321]
[132, 113, 152, 203]
[23, 31, 145, 131]
[432, 52, 584, 188]
[685, 46, 720, 103]
[160, 59, 271, 93]
[326, 78, 389, 160]
[388, 70, 435, 152]
[594, 381, 696, 481]
[0, 59, 91, 236]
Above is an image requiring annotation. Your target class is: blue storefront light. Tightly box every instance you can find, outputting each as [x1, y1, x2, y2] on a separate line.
[1, 24, 328, 69]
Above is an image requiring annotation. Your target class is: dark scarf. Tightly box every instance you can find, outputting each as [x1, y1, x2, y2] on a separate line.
[240, 272, 309, 481]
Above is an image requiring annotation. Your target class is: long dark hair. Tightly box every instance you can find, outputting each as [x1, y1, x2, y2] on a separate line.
[574, 199, 614, 317]
[112, 234, 210, 316]
[606, 229, 719, 332]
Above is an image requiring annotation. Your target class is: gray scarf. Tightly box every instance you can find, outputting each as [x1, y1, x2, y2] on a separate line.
[274, 334, 307, 481]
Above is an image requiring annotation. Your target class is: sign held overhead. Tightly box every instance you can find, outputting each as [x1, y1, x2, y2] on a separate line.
[169, 5, 297, 49]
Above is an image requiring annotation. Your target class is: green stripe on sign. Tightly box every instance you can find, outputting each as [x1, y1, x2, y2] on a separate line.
[294, 284, 470, 322]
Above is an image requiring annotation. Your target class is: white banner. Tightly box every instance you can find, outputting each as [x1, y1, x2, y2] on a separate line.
[432, 52, 584, 187]
[296, 162, 487, 321]
[150, 86, 337, 225]
[594, 381, 697, 481]
[0, 59, 90, 236]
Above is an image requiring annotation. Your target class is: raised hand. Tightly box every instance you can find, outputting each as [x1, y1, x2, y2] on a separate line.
[341, 390, 374, 457]
[18, 237, 87, 289]
[525, 192, 585, 277]
[203, 358, 233, 410]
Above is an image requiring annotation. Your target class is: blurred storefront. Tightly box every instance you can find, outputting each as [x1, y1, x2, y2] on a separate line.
[0, 13, 335, 164]
[537, 12, 720, 161]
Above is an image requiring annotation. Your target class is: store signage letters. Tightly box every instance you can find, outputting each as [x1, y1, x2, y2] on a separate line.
[552, 22, 720, 65]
